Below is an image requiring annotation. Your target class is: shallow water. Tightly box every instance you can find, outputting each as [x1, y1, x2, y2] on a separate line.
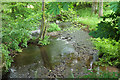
[7, 37, 78, 78]
[3, 27, 120, 78]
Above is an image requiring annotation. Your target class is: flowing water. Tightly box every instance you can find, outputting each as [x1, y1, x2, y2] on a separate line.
[2, 23, 120, 78]
[4, 37, 80, 78]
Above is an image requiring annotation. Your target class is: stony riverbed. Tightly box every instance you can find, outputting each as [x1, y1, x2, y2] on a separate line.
[3, 22, 120, 79]
[2, 26, 99, 78]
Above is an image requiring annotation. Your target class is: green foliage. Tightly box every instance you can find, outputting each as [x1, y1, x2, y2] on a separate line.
[89, 15, 120, 40]
[109, 2, 120, 13]
[2, 2, 42, 19]
[74, 2, 112, 31]
[2, 44, 13, 72]
[74, 2, 92, 9]
[47, 8, 76, 23]
[2, 2, 42, 49]
[38, 36, 50, 45]
[46, 2, 75, 22]
[91, 38, 120, 67]
[59, 8, 76, 22]
[46, 2, 71, 15]
[47, 23, 61, 32]
[89, 2, 120, 41]
[2, 2, 42, 71]
[2, 14, 36, 52]
[89, 2, 120, 68]
[74, 8, 102, 30]
[46, 2, 60, 15]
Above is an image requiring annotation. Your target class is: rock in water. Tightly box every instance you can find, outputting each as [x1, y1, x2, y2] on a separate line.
[30, 30, 40, 38]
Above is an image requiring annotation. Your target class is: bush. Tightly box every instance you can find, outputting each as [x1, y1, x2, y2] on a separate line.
[2, 44, 13, 72]
[91, 38, 120, 67]
[59, 9, 76, 22]
[47, 23, 61, 32]
[38, 36, 50, 45]
[2, 19, 31, 52]
[2, 2, 42, 71]
[89, 2, 120, 41]
[89, 2, 120, 67]
[47, 8, 76, 22]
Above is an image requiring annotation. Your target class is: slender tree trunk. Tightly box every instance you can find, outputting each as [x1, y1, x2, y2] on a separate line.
[39, 0, 46, 40]
[92, 0, 98, 14]
[99, 0, 103, 17]
[95, 1, 98, 14]
[40, 47, 52, 69]
[11, 3, 14, 13]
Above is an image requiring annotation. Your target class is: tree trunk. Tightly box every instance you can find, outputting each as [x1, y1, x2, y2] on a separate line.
[40, 47, 53, 69]
[92, 0, 98, 14]
[39, 0, 46, 40]
[99, 0, 103, 17]
[11, 3, 15, 13]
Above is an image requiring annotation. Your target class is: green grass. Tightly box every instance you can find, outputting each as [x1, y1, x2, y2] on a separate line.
[73, 16, 101, 30]
[74, 7, 112, 31]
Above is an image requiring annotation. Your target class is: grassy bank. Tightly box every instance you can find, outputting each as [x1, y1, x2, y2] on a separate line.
[74, 6, 112, 30]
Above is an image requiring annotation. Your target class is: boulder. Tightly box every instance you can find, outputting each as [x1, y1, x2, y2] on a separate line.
[30, 30, 40, 38]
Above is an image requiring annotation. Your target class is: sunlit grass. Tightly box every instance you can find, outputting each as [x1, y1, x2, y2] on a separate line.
[74, 7, 112, 31]
[76, 17, 102, 30]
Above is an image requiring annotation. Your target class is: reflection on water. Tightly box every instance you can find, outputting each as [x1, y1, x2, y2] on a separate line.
[13, 45, 41, 66]
[40, 46, 52, 69]
[13, 37, 75, 68]
[6, 37, 78, 78]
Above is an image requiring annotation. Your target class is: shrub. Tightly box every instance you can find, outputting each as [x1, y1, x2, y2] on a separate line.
[2, 2, 42, 71]
[91, 38, 120, 67]
[47, 8, 76, 22]
[2, 44, 13, 72]
[47, 23, 61, 32]
[38, 36, 50, 45]
[89, 2, 120, 41]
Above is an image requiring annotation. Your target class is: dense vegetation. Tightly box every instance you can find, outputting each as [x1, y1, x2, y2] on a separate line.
[90, 2, 120, 67]
[2, 2, 42, 71]
[1, 1, 120, 78]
